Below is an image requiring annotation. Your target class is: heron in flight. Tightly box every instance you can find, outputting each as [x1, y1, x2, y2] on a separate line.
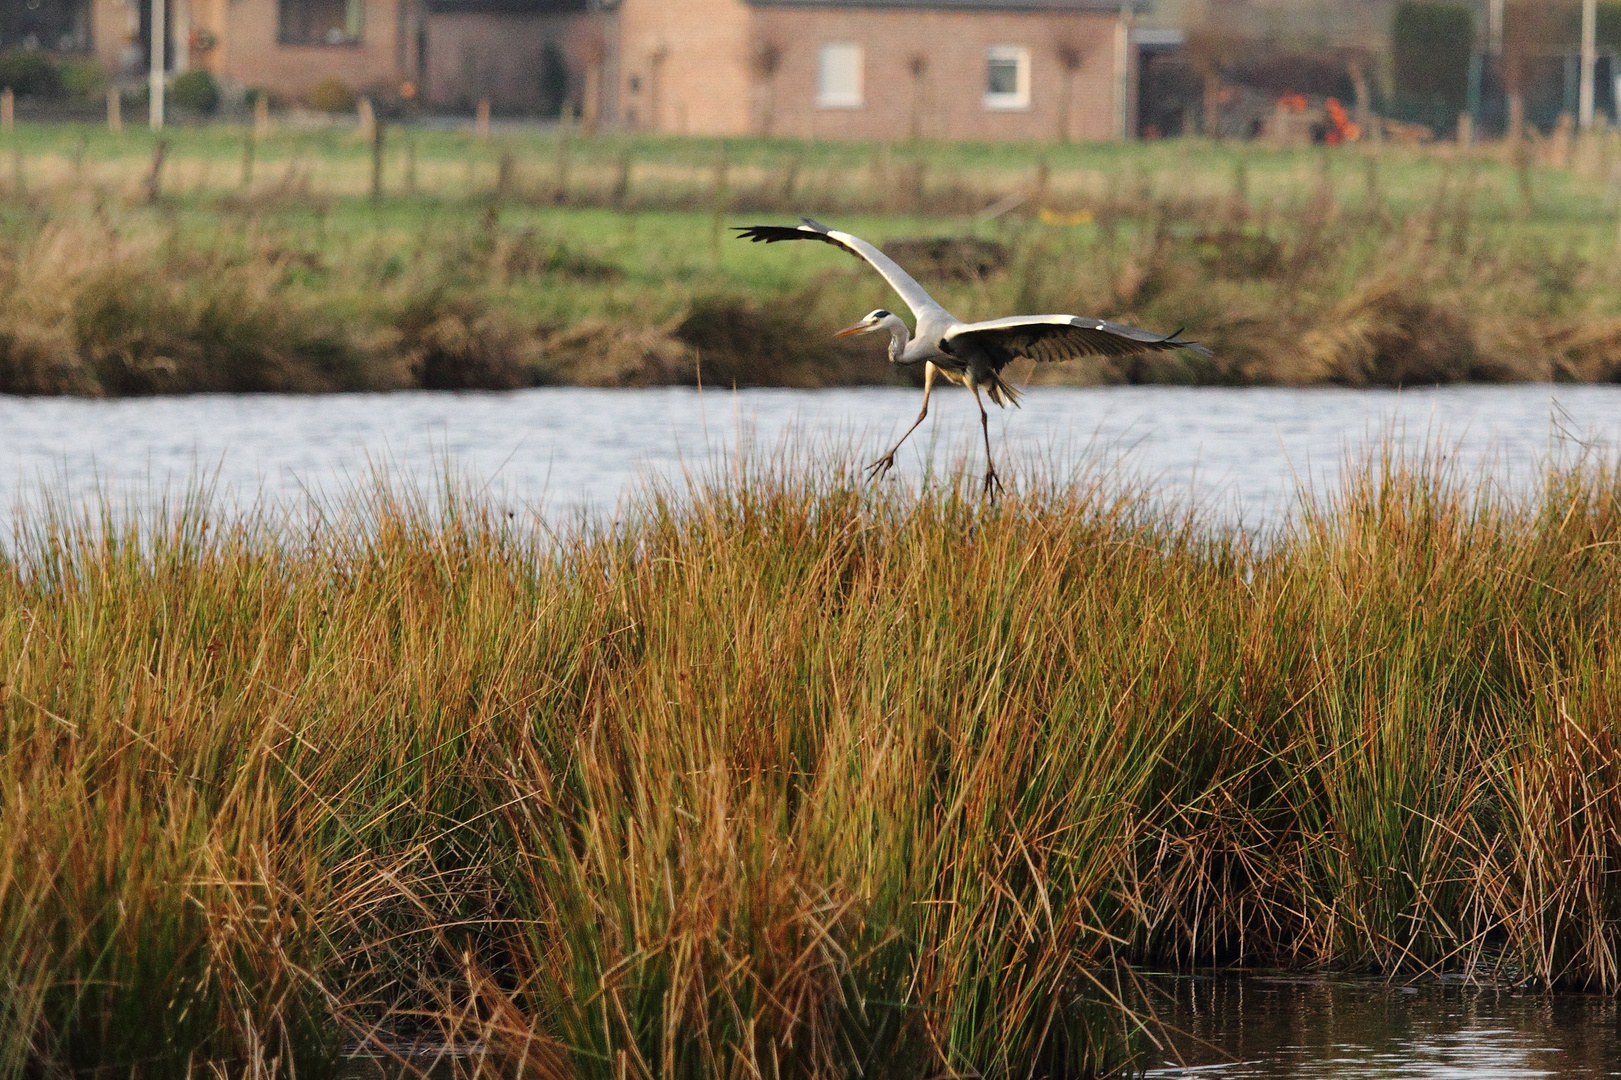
[736, 218, 1210, 495]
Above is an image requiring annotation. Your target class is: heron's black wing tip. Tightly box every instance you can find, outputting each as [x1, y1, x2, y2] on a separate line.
[734, 224, 791, 243]
[1158, 325, 1213, 357]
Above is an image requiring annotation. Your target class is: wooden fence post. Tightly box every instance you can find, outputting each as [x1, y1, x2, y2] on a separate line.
[1, 89, 14, 133]
[146, 139, 168, 203]
[554, 132, 571, 204]
[476, 98, 491, 141]
[611, 147, 632, 210]
[495, 147, 513, 202]
[371, 120, 386, 201]
[108, 86, 122, 134]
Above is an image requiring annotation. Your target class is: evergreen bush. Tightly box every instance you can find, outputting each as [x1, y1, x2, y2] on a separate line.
[0, 50, 64, 98]
[307, 76, 355, 114]
[169, 70, 220, 115]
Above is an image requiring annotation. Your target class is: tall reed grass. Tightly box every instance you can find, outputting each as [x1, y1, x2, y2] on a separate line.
[6, 444, 1621, 1076]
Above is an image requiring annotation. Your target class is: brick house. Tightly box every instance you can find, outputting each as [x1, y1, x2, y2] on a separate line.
[81, 0, 428, 100]
[43, 0, 1142, 139]
[616, 0, 1144, 140]
[60, 0, 607, 114]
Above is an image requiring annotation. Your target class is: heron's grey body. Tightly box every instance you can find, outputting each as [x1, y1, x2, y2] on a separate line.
[736, 218, 1209, 493]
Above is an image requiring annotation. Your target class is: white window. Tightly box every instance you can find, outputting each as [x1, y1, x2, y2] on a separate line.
[817, 43, 864, 109]
[984, 45, 1031, 110]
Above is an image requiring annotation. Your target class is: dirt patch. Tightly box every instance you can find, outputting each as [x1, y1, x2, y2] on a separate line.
[881, 237, 1010, 282]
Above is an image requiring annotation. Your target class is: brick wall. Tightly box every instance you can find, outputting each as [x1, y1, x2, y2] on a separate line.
[89, 0, 137, 81]
[425, 11, 604, 113]
[615, 0, 752, 135]
[214, 0, 409, 99]
[750, 8, 1124, 141]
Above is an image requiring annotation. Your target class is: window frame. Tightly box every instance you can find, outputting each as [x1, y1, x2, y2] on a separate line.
[983, 45, 1031, 111]
[816, 42, 865, 110]
[277, 0, 365, 48]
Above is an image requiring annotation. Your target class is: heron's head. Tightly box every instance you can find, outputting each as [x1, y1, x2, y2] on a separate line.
[834, 309, 898, 338]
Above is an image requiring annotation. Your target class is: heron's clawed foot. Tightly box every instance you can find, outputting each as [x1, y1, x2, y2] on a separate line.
[982, 465, 1004, 500]
[866, 453, 897, 480]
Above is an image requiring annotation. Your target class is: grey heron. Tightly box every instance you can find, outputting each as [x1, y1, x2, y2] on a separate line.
[736, 218, 1210, 495]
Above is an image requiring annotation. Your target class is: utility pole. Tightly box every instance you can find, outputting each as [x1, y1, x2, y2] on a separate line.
[1580, 0, 1597, 130]
[150, 0, 166, 131]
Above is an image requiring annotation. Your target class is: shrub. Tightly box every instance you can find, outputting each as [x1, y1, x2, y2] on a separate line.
[0, 50, 64, 98]
[307, 76, 355, 114]
[56, 58, 105, 101]
[168, 70, 221, 115]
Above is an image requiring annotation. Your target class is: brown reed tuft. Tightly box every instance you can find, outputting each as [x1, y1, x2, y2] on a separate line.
[6, 443, 1621, 1076]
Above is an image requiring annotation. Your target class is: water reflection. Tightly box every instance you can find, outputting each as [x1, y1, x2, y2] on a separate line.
[1147, 975, 1621, 1079]
[3, 385, 1621, 529]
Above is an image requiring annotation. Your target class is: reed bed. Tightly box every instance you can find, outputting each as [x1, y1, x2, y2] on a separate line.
[5, 443, 1621, 1077]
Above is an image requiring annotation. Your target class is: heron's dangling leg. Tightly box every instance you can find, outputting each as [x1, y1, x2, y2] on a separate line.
[867, 361, 937, 480]
[972, 383, 1002, 499]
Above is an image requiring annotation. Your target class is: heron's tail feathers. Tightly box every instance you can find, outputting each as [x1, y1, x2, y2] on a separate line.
[983, 370, 1023, 408]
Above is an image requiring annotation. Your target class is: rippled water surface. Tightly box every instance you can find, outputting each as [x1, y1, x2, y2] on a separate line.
[5, 384, 1621, 527]
[1147, 975, 1621, 1079]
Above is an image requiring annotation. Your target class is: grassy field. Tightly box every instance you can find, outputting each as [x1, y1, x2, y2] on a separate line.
[7, 445, 1621, 1076]
[2, 122, 1621, 393]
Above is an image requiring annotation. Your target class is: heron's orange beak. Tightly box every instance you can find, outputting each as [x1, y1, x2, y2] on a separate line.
[834, 322, 870, 338]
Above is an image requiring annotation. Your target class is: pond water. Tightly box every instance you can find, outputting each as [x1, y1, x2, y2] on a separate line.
[1146, 975, 1621, 1079]
[334, 974, 1621, 1079]
[4, 384, 1621, 530]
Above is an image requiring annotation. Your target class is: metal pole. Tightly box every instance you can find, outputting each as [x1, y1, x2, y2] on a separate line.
[149, 0, 166, 131]
[1581, 0, 1597, 130]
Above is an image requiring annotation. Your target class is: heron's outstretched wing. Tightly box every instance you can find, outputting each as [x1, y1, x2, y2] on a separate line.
[734, 219, 948, 323]
[945, 315, 1211, 371]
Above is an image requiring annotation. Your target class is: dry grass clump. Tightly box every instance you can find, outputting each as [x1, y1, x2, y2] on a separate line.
[7, 447, 1621, 1075]
[0, 222, 364, 395]
[0, 214, 591, 395]
[995, 188, 1621, 388]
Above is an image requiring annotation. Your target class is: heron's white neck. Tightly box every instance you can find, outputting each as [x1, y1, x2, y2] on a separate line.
[880, 314, 911, 363]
